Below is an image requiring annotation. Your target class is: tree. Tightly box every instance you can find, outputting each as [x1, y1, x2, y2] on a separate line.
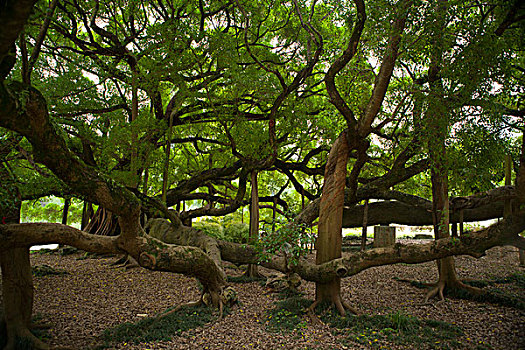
[1, 1, 525, 348]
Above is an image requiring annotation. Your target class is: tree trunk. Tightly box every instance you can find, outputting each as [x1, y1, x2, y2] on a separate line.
[313, 131, 352, 315]
[360, 200, 369, 251]
[246, 170, 260, 278]
[84, 206, 119, 236]
[0, 164, 48, 350]
[81, 201, 93, 231]
[61, 197, 70, 225]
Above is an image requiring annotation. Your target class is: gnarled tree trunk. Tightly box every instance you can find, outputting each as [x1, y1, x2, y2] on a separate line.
[0, 164, 48, 350]
[313, 130, 353, 315]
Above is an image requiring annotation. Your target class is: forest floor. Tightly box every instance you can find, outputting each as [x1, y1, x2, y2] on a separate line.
[1, 241, 524, 349]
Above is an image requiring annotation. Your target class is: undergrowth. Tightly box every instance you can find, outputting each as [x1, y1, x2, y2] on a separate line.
[98, 305, 214, 348]
[394, 271, 525, 310]
[265, 296, 463, 349]
[32, 264, 69, 277]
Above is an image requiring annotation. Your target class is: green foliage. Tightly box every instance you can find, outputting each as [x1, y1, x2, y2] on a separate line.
[99, 305, 214, 347]
[223, 222, 250, 244]
[193, 219, 250, 244]
[256, 222, 314, 266]
[193, 222, 224, 240]
[21, 197, 83, 227]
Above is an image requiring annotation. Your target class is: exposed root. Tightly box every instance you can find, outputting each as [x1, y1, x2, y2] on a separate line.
[424, 280, 446, 303]
[307, 296, 359, 322]
[341, 301, 360, 315]
[334, 297, 346, 316]
[424, 279, 484, 303]
[244, 264, 262, 279]
[111, 254, 139, 270]
[3, 326, 49, 350]
[156, 300, 202, 321]
[306, 300, 322, 325]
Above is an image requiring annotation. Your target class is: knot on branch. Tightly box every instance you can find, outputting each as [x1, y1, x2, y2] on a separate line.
[139, 252, 157, 268]
[335, 264, 348, 277]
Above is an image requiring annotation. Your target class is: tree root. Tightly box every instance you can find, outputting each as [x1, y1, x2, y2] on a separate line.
[3, 326, 49, 350]
[424, 279, 483, 303]
[153, 285, 237, 324]
[156, 300, 203, 320]
[306, 296, 360, 323]
[111, 254, 139, 270]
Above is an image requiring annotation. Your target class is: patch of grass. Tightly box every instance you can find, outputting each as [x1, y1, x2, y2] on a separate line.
[32, 264, 68, 277]
[99, 305, 214, 347]
[322, 310, 462, 349]
[32, 248, 56, 255]
[395, 272, 525, 310]
[265, 296, 462, 348]
[266, 296, 310, 332]
[493, 272, 525, 288]
[450, 287, 525, 310]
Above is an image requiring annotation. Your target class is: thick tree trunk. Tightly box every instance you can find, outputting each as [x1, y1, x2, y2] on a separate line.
[1, 249, 48, 350]
[0, 164, 47, 350]
[314, 131, 352, 315]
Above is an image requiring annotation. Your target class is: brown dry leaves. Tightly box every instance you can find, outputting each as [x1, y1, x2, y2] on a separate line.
[1, 243, 523, 349]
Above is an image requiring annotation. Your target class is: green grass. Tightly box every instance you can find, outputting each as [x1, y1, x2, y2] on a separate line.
[32, 264, 69, 277]
[324, 309, 462, 349]
[99, 305, 214, 347]
[450, 287, 525, 310]
[265, 296, 462, 349]
[266, 296, 311, 332]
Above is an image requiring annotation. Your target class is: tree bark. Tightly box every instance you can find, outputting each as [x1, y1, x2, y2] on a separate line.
[0, 163, 48, 350]
[314, 130, 352, 314]
[246, 170, 260, 277]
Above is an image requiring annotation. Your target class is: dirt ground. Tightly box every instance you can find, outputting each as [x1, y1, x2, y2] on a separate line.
[1, 242, 524, 349]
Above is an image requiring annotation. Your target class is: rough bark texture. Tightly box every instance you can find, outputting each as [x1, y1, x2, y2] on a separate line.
[0, 164, 47, 350]
[144, 218, 227, 281]
[314, 131, 352, 314]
